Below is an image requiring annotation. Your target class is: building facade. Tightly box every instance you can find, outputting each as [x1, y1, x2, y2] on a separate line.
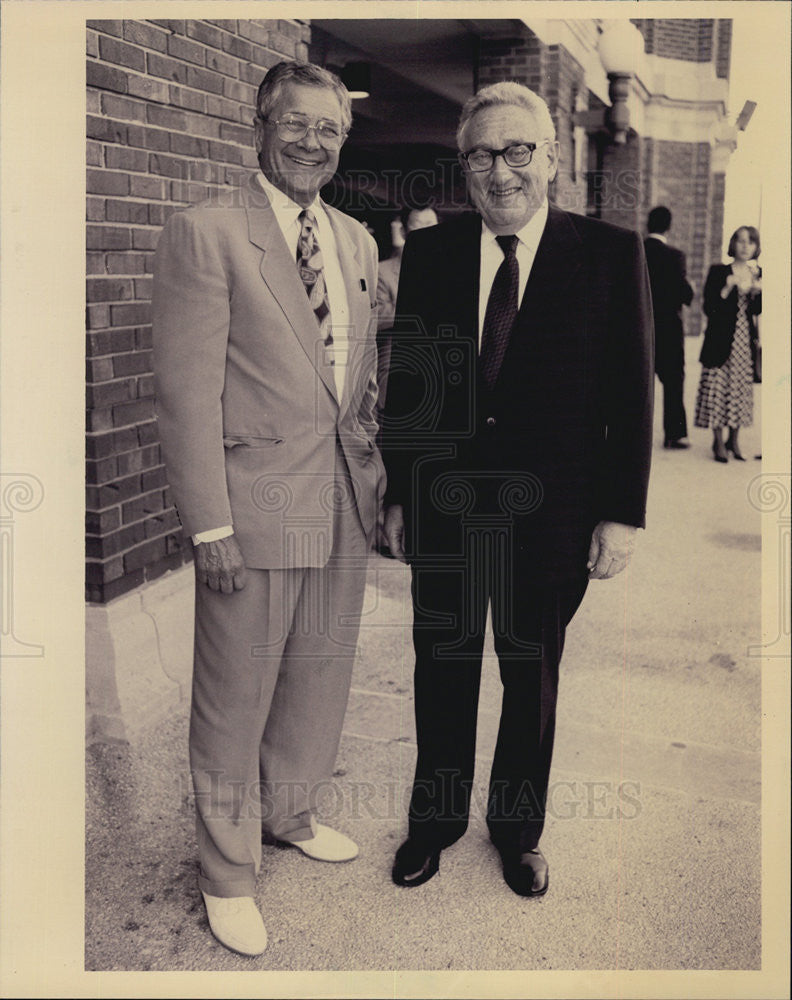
[85, 17, 737, 739]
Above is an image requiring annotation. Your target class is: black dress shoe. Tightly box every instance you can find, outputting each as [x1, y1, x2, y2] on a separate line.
[663, 438, 691, 449]
[391, 838, 440, 887]
[725, 442, 746, 461]
[499, 847, 549, 897]
[712, 443, 728, 463]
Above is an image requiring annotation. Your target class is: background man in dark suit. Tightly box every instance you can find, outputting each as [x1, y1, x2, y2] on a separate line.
[153, 62, 383, 956]
[381, 81, 654, 898]
[644, 205, 695, 448]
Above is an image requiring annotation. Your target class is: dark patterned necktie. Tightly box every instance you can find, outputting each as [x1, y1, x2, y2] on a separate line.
[296, 209, 334, 364]
[479, 234, 519, 389]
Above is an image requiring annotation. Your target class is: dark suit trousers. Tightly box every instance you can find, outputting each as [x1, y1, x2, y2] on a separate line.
[657, 361, 688, 442]
[407, 535, 587, 854]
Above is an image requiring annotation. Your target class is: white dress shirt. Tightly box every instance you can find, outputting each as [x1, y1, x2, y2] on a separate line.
[477, 199, 549, 348]
[193, 172, 351, 545]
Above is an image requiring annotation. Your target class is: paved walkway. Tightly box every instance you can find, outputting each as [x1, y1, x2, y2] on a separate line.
[86, 342, 770, 984]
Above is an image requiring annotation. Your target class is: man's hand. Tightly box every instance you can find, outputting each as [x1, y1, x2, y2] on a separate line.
[194, 534, 248, 593]
[587, 521, 638, 580]
[382, 504, 407, 563]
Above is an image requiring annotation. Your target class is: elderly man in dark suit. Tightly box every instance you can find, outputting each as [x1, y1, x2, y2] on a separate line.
[153, 61, 383, 955]
[381, 81, 653, 897]
[644, 205, 695, 448]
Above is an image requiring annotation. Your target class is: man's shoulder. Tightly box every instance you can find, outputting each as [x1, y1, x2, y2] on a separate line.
[553, 207, 639, 248]
[406, 211, 480, 253]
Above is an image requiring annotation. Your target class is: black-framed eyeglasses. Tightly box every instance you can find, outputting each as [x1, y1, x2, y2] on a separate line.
[459, 140, 550, 172]
[259, 113, 348, 149]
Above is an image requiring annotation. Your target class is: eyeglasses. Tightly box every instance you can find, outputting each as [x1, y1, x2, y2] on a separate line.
[260, 113, 348, 149]
[459, 140, 551, 173]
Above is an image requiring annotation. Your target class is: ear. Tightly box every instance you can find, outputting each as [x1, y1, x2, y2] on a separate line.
[546, 140, 560, 183]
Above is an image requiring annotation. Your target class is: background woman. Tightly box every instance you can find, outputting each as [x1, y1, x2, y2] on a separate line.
[694, 226, 762, 462]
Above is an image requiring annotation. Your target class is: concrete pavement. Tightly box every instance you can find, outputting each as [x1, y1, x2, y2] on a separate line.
[86, 340, 767, 978]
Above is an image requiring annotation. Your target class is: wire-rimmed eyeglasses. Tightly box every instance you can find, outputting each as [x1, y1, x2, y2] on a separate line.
[259, 113, 348, 150]
[459, 140, 551, 173]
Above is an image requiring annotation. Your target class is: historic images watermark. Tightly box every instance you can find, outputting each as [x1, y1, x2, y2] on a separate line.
[1, 473, 45, 657]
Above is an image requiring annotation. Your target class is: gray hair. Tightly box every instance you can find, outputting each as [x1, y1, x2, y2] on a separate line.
[256, 61, 352, 132]
[456, 81, 556, 150]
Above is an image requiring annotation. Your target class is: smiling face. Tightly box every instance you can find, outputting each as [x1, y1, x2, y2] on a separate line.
[461, 102, 559, 234]
[255, 81, 345, 208]
[732, 228, 758, 262]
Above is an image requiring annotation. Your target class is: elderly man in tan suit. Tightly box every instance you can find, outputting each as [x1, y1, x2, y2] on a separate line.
[153, 61, 383, 956]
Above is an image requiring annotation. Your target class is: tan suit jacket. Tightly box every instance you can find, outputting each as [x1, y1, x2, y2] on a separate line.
[153, 173, 384, 568]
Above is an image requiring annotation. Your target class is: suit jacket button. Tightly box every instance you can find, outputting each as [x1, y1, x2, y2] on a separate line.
[486, 416, 496, 427]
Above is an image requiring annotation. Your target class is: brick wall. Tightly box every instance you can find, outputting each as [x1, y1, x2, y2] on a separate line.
[85, 18, 310, 603]
[634, 19, 717, 63]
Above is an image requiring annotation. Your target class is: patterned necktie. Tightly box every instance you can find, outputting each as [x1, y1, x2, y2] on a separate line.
[479, 234, 519, 389]
[296, 209, 335, 366]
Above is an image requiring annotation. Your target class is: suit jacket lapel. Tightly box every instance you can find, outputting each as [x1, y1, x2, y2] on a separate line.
[243, 176, 339, 405]
[327, 207, 367, 420]
[518, 206, 583, 323]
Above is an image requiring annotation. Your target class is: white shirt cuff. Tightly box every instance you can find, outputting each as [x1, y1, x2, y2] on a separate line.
[192, 525, 234, 544]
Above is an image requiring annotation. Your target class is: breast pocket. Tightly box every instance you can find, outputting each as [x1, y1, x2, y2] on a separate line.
[223, 434, 284, 449]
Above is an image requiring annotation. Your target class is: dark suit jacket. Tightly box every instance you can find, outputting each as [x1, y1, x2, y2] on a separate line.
[698, 263, 762, 370]
[381, 207, 654, 586]
[643, 237, 694, 378]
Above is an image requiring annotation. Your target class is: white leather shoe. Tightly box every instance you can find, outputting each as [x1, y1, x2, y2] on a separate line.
[286, 824, 359, 862]
[201, 892, 268, 956]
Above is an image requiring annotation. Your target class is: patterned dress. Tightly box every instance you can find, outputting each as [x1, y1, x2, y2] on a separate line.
[694, 290, 754, 429]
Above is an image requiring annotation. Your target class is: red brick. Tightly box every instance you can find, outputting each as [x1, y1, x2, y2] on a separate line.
[86, 408, 114, 433]
[86, 303, 111, 330]
[149, 153, 188, 178]
[124, 537, 167, 573]
[150, 20, 186, 34]
[99, 35, 146, 72]
[122, 490, 165, 523]
[145, 508, 181, 537]
[106, 252, 146, 275]
[168, 84, 206, 113]
[86, 115, 128, 144]
[268, 32, 296, 59]
[208, 140, 244, 165]
[126, 123, 170, 152]
[222, 34, 254, 61]
[186, 65, 225, 95]
[278, 20, 302, 40]
[104, 146, 148, 171]
[127, 74, 170, 104]
[135, 326, 153, 350]
[220, 121, 252, 146]
[222, 78, 254, 105]
[131, 227, 160, 250]
[86, 277, 135, 302]
[137, 421, 159, 445]
[147, 51, 189, 85]
[237, 21, 270, 46]
[188, 160, 224, 183]
[101, 93, 146, 122]
[87, 225, 132, 251]
[142, 465, 168, 491]
[87, 170, 129, 197]
[167, 33, 206, 66]
[87, 522, 147, 559]
[86, 456, 119, 485]
[85, 507, 121, 533]
[123, 21, 168, 52]
[89, 568, 146, 603]
[136, 373, 155, 398]
[98, 473, 145, 506]
[86, 252, 106, 275]
[117, 445, 159, 476]
[86, 197, 105, 222]
[111, 302, 151, 327]
[186, 20, 224, 48]
[85, 556, 126, 586]
[144, 550, 188, 585]
[86, 357, 114, 382]
[87, 378, 137, 409]
[87, 328, 136, 356]
[87, 29, 99, 57]
[113, 350, 151, 376]
[206, 48, 239, 78]
[170, 180, 210, 204]
[106, 199, 149, 225]
[87, 19, 124, 36]
[169, 132, 209, 157]
[147, 104, 188, 131]
[87, 60, 128, 94]
[206, 94, 242, 121]
[134, 277, 153, 301]
[114, 426, 140, 452]
[113, 398, 154, 426]
[130, 175, 167, 200]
